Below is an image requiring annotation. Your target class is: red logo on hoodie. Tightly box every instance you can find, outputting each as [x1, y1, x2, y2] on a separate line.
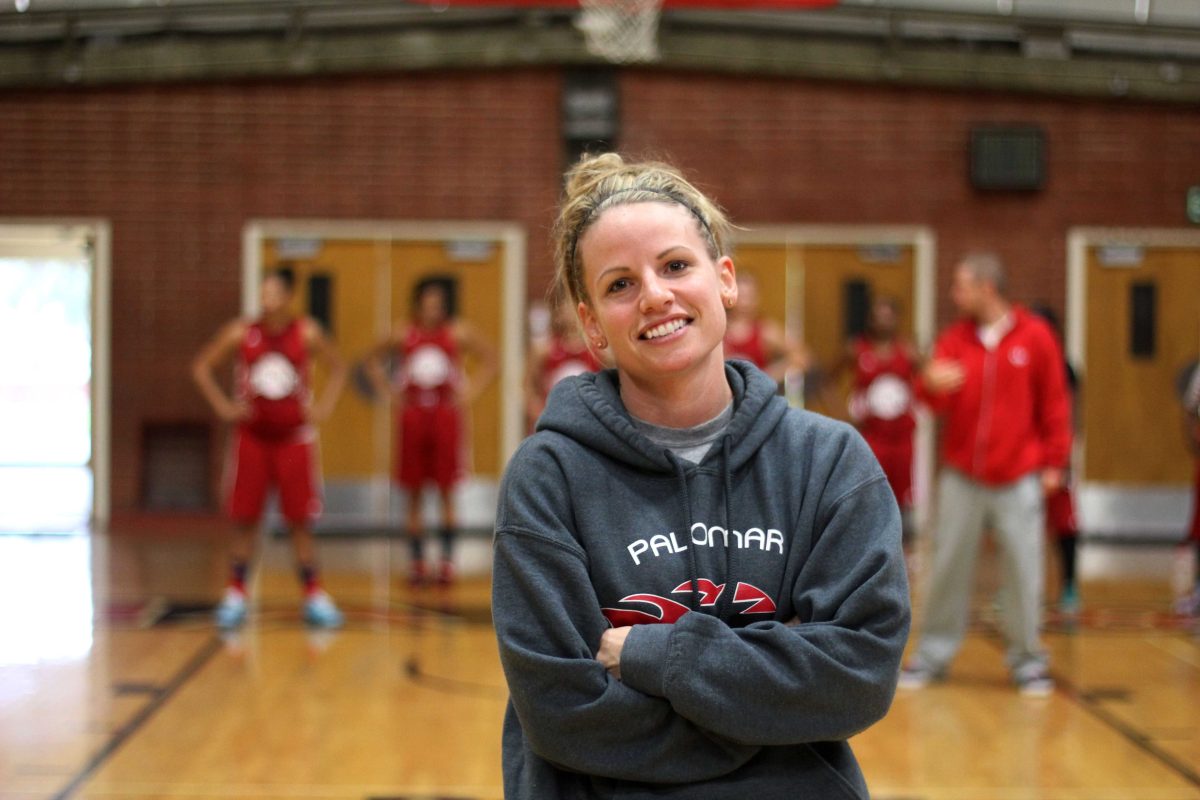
[601, 579, 777, 626]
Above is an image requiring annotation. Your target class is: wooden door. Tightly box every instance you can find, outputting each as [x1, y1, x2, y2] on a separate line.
[1084, 245, 1200, 485]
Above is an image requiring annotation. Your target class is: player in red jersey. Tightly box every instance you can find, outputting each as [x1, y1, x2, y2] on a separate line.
[722, 272, 807, 383]
[842, 296, 920, 551]
[368, 278, 497, 586]
[722, 271, 828, 411]
[524, 292, 603, 432]
[192, 267, 348, 630]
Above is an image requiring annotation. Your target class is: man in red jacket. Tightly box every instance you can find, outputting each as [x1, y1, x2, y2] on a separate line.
[900, 251, 1072, 696]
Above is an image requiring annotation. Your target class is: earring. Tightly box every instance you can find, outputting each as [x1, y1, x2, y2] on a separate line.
[725, 296, 735, 308]
[594, 337, 608, 350]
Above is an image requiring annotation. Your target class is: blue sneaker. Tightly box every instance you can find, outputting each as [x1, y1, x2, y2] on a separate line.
[303, 590, 344, 628]
[1174, 588, 1200, 617]
[1058, 584, 1080, 615]
[214, 588, 247, 630]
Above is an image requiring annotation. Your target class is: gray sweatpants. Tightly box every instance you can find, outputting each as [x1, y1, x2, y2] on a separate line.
[912, 468, 1048, 677]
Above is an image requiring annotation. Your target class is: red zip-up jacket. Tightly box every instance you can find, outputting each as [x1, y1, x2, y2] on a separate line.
[920, 306, 1072, 485]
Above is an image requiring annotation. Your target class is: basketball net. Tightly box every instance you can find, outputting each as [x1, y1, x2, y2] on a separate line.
[576, 0, 664, 63]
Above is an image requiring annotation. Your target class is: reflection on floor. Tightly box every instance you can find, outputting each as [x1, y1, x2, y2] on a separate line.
[0, 525, 1197, 800]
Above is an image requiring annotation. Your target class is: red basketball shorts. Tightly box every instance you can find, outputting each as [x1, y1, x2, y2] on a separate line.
[865, 435, 913, 509]
[396, 403, 462, 491]
[226, 429, 321, 525]
[1045, 485, 1078, 537]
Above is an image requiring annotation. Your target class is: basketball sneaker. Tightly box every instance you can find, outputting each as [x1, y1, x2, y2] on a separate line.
[303, 590, 344, 628]
[897, 661, 943, 690]
[408, 560, 428, 587]
[437, 559, 455, 586]
[1058, 584, 1080, 616]
[1173, 588, 1200, 617]
[1014, 664, 1055, 697]
[214, 588, 247, 630]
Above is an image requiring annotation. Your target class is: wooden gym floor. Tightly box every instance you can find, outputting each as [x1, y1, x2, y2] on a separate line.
[1, 524, 1198, 800]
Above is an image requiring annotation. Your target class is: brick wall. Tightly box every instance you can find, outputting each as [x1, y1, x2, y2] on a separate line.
[0, 71, 564, 512]
[2, 67, 1196, 513]
[622, 72, 1200, 320]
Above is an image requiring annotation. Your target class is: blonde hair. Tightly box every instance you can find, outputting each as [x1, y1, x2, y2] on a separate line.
[552, 152, 733, 307]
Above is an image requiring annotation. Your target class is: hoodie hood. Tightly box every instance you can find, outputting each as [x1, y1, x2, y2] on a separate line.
[537, 359, 788, 474]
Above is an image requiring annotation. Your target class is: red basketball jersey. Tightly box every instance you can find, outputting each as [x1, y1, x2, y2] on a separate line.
[399, 323, 461, 407]
[849, 336, 917, 440]
[237, 318, 309, 439]
[724, 320, 768, 370]
[541, 335, 601, 397]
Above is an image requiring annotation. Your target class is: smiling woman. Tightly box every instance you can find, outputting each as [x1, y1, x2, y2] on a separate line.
[490, 152, 911, 800]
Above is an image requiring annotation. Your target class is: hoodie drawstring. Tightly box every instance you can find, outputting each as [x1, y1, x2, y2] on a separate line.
[669, 438, 737, 618]
[670, 455, 704, 613]
[716, 436, 737, 619]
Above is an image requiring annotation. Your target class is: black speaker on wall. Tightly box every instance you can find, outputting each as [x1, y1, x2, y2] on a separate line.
[562, 69, 619, 169]
[969, 125, 1045, 191]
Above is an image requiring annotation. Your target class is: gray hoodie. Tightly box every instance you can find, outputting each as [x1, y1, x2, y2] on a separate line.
[492, 360, 910, 799]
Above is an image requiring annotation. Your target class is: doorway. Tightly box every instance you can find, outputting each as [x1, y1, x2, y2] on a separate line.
[0, 222, 110, 533]
[1067, 228, 1200, 539]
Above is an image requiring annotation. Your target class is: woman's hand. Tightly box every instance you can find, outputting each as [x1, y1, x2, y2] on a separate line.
[218, 398, 251, 423]
[596, 626, 632, 680]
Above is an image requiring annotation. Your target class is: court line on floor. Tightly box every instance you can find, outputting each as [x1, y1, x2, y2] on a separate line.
[981, 624, 1200, 790]
[1064, 684, 1200, 789]
[50, 634, 225, 800]
[1148, 636, 1200, 669]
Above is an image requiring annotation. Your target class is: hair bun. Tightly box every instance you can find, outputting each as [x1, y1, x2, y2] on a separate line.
[563, 152, 627, 201]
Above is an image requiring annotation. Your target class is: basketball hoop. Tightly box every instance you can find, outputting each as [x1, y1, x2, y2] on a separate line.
[576, 0, 664, 63]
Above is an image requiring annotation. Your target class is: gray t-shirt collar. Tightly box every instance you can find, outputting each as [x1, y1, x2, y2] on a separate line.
[628, 402, 735, 465]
